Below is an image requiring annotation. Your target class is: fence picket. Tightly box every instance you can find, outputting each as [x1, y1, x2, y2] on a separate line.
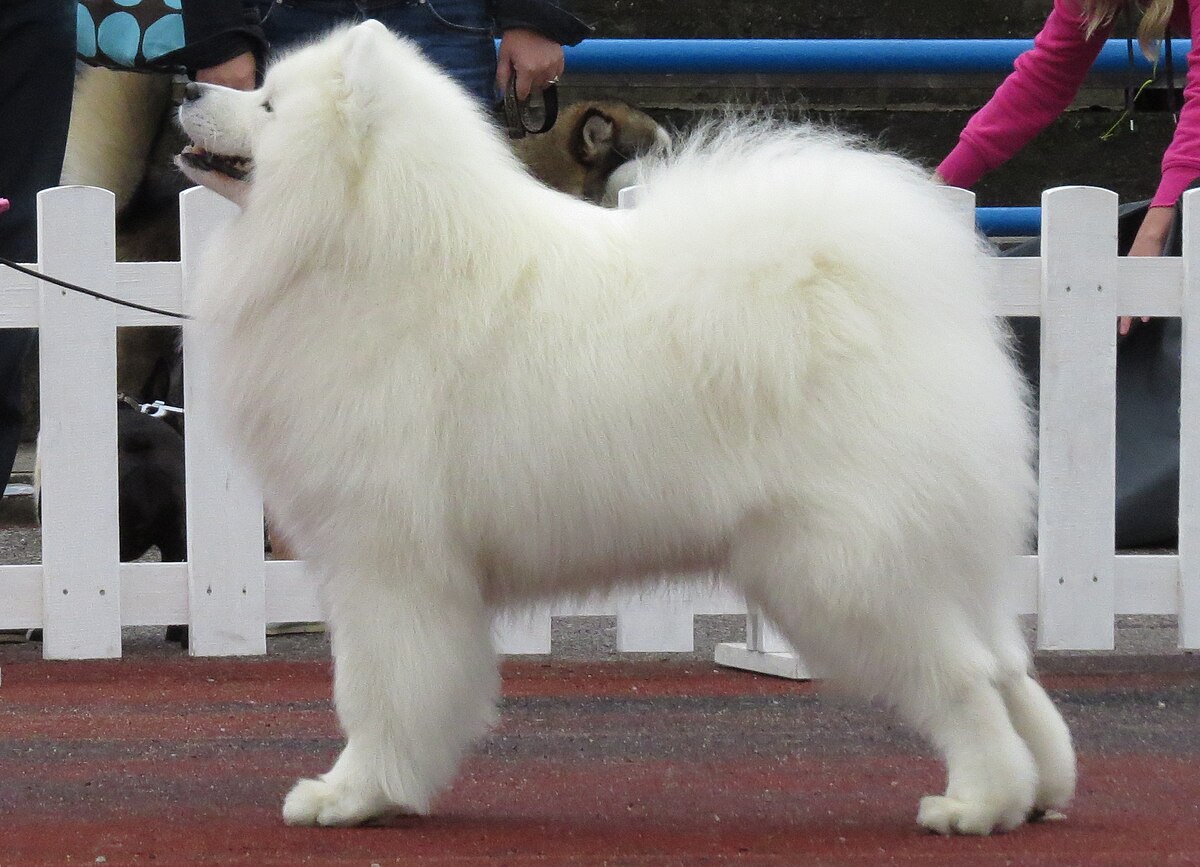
[1037, 187, 1119, 649]
[36, 186, 122, 659]
[1179, 189, 1200, 649]
[179, 188, 267, 656]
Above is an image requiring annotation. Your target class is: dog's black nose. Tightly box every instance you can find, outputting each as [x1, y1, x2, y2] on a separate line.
[183, 82, 202, 102]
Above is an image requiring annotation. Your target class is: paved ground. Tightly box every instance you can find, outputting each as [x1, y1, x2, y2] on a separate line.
[2, 649, 1198, 866]
[3, 499, 1199, 864]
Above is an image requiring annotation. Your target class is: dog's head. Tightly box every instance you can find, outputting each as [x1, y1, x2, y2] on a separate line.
[176, 20, 499, 210]
[514, 100, 671, 205]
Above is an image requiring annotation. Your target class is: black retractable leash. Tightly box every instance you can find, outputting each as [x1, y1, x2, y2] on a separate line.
[0, 255, 191, 320]
[499, 78, 559, 138]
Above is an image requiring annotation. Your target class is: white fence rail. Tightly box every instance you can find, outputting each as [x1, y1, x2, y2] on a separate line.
[0, 184, 1197, 660]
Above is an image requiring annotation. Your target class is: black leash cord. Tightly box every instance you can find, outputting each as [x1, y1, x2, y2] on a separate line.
[0, 256, 191, 320]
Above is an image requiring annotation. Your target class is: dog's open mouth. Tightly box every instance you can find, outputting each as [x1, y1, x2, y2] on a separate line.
[179, 144, 252, 181]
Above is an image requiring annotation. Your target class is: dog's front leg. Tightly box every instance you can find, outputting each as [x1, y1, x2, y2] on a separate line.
[282, 566, 499, 826]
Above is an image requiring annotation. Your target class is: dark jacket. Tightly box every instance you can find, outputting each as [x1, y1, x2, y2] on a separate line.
[177, 0, 589, 73]
[177, 0, 268, 71]
[489, 0, 591, 46]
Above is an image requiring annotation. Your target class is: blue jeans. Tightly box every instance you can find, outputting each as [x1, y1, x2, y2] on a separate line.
[259, 0, 497, 105]
[0, 0, 76, 492]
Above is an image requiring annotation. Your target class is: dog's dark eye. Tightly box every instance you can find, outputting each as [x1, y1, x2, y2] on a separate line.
[263, 99, 273, 113]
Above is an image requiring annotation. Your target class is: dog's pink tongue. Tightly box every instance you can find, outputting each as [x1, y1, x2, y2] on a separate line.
[0, 198, 9, 215]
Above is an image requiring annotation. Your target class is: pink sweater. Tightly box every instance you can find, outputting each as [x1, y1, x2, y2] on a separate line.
[938, 0, 1200, 207]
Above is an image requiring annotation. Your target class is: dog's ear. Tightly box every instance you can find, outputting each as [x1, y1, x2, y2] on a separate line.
[572, 109, 615, 166]
[340, 20, 391, 104]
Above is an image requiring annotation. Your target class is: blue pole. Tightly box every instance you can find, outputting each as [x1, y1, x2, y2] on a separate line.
[560, 38, 1188, 76]
[977, 207, 1041, 237]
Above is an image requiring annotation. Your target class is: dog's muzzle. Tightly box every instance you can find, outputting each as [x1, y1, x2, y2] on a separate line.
[178, 145, 252, 181]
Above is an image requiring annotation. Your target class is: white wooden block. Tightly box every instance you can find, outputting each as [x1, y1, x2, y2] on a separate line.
[714, 612, 816, 680]
[992, 257, 1042, 316]
[1115, 257, 1182, 318]
[493, 607, 552, 654]
[938, 184, 977, 229]
[992, 256, 1182, 320]
[617, 184, 644, 209]
[714, 642, 814, 680]
[746, 611, 791, 653]
[0, 565, 44, 629]
[112, 261, 184, 326]
[616, 588, 694, 652]
[1036, 187, 1118, 650]
[264, 560, 324, 624]
[120, 562, 188, 625]
[0, 272, 38, 327]
[1179, 189, 1200, 649]
[36, 186, 122, 659]
[180, 187, 266, 656]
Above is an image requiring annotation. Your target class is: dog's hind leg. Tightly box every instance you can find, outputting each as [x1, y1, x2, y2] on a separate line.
[733, 525, 1038, 835]
[282, 563, 499, 827]
[988, 617, 1076, 817]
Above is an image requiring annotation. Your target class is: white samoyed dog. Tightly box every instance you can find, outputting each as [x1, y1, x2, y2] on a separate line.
[176, 21, 1074, 835]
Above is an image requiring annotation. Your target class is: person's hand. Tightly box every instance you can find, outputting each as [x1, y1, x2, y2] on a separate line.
[496, 28, 564, 101]
[196, 50, 257, 91]
[1121, 205, 1175, 335]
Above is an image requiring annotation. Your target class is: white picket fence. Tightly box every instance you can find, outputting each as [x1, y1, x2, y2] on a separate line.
[0, 183, 1197, 663]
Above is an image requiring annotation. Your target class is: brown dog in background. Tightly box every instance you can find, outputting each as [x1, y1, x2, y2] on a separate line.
[514, 99, 670, 204]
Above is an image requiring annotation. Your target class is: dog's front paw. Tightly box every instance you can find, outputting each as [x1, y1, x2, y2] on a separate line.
[917, 794, 1027, 836]
[282, 777, 394, 827]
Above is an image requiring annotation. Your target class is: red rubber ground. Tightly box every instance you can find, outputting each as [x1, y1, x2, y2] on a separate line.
[2, 652, 1198, 865]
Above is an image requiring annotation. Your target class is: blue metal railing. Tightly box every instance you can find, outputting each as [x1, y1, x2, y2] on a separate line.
[977, 207, 1042, 237]
[561, 37, 1189, 76]
[558, 39, 1183, 235]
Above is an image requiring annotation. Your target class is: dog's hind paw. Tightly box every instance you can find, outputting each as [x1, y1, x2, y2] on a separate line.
[917, 795, 1027, 836]
[282, 777, 395, 827]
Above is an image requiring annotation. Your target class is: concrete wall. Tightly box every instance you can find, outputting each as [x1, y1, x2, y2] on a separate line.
[568, 0, 1056, 38]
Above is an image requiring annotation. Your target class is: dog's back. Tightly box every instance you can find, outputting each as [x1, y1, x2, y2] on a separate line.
[446, 123, 1032, 605]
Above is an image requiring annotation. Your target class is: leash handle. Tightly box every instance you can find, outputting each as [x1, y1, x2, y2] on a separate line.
[502, 79, 559, 139]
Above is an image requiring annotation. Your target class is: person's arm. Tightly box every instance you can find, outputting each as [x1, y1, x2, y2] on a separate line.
[1118, 0, 1200, 333]
[489, 0, 592, 99]
[179, 0, 265, 90]
[1150, 0, 1200, 206]
[937, 0, 1108, 188]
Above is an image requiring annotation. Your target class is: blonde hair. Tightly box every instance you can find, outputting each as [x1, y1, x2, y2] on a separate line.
[1080, 0, 1174, 59]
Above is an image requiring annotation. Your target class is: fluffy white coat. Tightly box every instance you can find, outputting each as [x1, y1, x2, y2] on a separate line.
[177, 21, 1075, 834]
